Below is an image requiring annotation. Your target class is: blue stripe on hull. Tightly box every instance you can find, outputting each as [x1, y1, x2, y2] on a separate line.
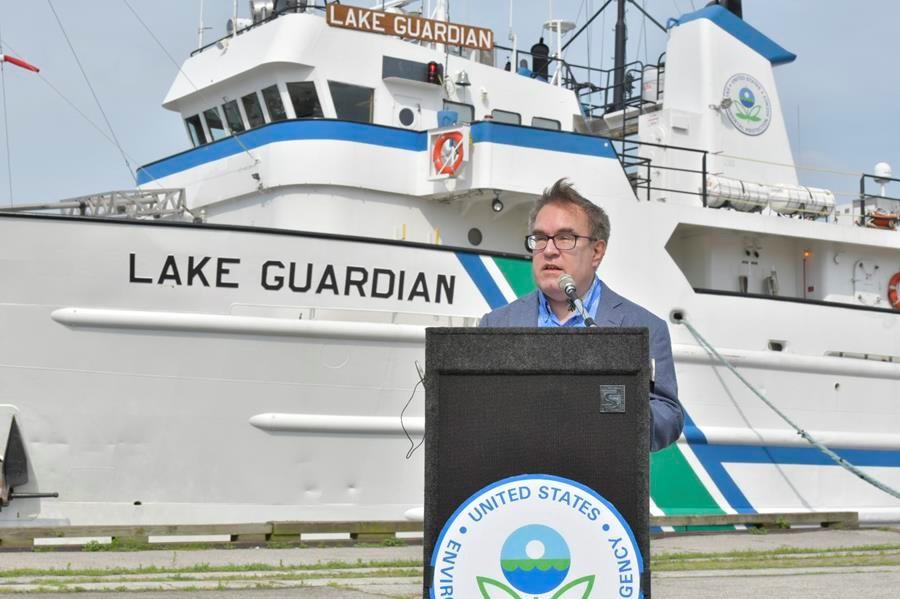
[137, 120, 425, 184]
[454, 252, 506, 310]
[136, 120, 618, 184]
[701, 444, 900, 468]
[682, 409, 900, 515]
[470, 122, 617, 158]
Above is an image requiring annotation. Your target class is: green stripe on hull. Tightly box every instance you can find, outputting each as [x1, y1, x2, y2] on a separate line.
[492, 256, 536, 297]
[651, 444, 724, 516]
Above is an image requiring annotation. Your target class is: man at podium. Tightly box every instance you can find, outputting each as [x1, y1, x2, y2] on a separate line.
[479, 179, 684, 451]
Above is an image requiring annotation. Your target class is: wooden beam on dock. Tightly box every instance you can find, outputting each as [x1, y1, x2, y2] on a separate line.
[651, 511, 859, 529]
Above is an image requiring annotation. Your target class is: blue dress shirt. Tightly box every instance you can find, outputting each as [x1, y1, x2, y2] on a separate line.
[537, 276, 602, 328]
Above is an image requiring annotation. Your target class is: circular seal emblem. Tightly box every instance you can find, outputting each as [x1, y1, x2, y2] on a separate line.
[722, 73, 771, 136]
[430, 474, 642, 599]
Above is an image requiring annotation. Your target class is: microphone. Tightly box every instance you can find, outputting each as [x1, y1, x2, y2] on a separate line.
[557, 273, 578, 300]
[556, 273, 597, 327]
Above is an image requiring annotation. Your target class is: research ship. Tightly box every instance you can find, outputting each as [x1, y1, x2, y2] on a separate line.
[0, 0, 898, 528]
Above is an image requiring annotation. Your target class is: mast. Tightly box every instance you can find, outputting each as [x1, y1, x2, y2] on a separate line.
[197, 0, 206, 49]
[612, 0, 626, 110]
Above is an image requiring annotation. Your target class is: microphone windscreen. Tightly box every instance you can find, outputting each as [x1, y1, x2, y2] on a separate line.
[557, 273, 576, 294]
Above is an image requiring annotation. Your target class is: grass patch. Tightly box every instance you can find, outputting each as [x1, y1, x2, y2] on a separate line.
[652, 543, 900, 563]
[650, 543, 900, 572]
[0, 559, 422, 580]
[0, 567, 422, 586]
[653, 551, 900, 572]
[82, 538, 151, 552]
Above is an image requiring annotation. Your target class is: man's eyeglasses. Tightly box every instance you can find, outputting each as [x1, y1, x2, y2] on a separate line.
[525, 233, 597, 252]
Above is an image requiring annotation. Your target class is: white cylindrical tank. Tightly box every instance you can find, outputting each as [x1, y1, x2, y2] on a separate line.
[769, 184, 835, 217]
[704, 175, 768, 211]
[732, 180, 768, 211]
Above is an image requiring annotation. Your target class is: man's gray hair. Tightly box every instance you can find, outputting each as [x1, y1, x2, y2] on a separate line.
[528, 178, 611, 242]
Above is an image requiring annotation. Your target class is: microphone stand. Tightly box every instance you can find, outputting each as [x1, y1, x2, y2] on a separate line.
[567, 296, 597, 327]
[558, 274, 598, 328]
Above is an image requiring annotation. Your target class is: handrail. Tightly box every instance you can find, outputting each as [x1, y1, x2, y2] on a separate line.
[613, 137, 710, 206]
[0, 189, 188, 219]
[495, 42, 656, 107]
[190, 4, 328, 57]
[857, 172, 900, 229]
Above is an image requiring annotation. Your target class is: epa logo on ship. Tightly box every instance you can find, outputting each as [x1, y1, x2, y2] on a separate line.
[722, 72, 772, 136]
[430, 474, 642, 598]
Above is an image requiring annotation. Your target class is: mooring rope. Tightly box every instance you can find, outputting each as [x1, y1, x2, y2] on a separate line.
[677, 317, 900, 501]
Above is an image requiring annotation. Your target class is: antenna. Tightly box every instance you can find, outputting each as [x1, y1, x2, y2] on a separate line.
[197, 0, 212, 49]
[434, 0, 447, 21]
[613, 0, 626, 110]
[508, 0, 517, 63]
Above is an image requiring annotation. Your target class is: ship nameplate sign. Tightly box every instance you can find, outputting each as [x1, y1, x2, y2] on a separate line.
[327, 4, 494, 51]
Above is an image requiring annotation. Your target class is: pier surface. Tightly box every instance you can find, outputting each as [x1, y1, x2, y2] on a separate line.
[0, 527, 897, 597]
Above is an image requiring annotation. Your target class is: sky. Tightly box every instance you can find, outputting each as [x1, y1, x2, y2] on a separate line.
[1, 0, 898, 206]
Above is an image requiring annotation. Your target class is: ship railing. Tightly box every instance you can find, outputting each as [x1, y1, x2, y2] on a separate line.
[495, 44, 665, 136]
[615, 138, 710, 206]
[192, 3, 329, 57]
[857, 173, 900, 230]
[0, 188, 190, 220]
[570, 54, 666, 120]
[621, 142, 845, 220]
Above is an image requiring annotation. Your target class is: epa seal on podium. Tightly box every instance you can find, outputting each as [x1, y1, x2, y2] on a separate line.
[430, 474, 643, 598]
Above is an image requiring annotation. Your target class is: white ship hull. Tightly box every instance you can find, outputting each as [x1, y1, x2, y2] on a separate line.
[2, 186, 898, 525]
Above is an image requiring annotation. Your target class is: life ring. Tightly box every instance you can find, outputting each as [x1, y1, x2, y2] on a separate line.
[432, 131, 464, 175]
[889, 272, 900, 309]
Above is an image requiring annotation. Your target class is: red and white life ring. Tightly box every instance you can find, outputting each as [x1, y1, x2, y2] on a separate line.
[432, 131, 464, 176]
[889, 272, 900, 309]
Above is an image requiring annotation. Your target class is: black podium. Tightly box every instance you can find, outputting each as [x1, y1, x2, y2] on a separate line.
[424, 327, 651, 597]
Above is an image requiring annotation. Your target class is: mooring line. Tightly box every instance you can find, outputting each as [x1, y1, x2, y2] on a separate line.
[678, 317, 900, 501]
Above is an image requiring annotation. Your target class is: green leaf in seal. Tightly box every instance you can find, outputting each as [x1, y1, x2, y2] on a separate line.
[476, 576, 522, 599]
[550, 575, 596, 599]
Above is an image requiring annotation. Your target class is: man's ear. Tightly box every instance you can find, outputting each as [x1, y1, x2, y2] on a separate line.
[592, 240, 607, 268]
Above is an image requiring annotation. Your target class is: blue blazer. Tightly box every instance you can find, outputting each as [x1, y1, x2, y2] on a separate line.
[479, 282, 684, 451]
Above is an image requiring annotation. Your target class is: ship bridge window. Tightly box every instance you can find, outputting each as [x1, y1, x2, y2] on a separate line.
[242, 92, 266, 128]
[328, 81, 374, 123]
[203, 107, 228, 141]
[443, 100, 474, 124]
[185, 114, 207, 147]
[262, 84, 288, 122]
[287, 81, 323, 118]
[532, 116, 561, 130]
[222, 100, 246, 134]
[491, 109, 521, 125]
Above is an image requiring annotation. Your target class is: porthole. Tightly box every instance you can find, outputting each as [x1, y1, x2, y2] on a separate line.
[399, 108, 415, 127]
